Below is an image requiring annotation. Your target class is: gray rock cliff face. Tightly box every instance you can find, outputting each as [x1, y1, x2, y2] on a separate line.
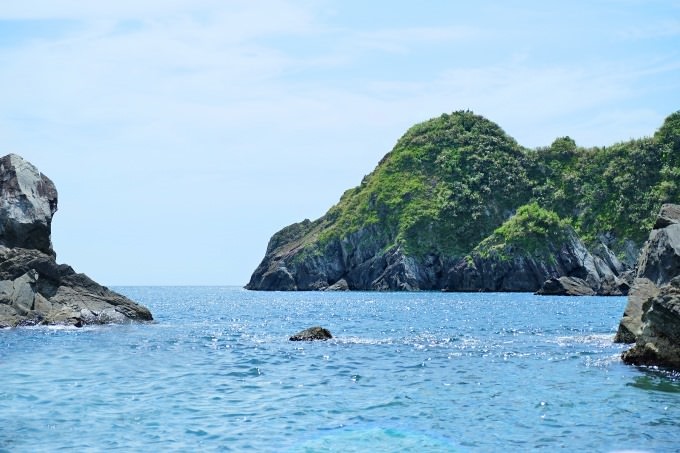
[615, 204, 680, 343]
[0, 154, 57, 255]
[247, 220, 629, 293]
[448, 230, 630, 295]
[246, 223, 421, 291]
[0, 154, 152, 327]
[621, 279, 680, 368]
[617, 204, 680, 369]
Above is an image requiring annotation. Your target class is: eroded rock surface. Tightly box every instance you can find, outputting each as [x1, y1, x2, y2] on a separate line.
[0, 154, 152, 327]
[617, 204, 680, 369]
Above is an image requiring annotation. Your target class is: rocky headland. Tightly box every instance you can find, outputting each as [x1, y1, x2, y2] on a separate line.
[616, 204, 680, 369]
[248, 110, 679, 292]
[0, 153, 152, 327]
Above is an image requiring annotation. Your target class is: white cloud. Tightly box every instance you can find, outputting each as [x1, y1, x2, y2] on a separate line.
[350, 26, 480, 53]
[0, 0, 298, 22]
[619, 19, 680, 40]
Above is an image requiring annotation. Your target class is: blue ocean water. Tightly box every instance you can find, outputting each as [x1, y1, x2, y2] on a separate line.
[1, 287, 679, 452]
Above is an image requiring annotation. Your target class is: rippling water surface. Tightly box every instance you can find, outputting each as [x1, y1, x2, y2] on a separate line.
[2, 287, 679, 452]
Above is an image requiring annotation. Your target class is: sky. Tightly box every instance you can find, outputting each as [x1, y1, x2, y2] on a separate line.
[1, 1, 679, 286]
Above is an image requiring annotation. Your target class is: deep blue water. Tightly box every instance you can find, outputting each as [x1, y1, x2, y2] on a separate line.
[1, 287, 679, 452]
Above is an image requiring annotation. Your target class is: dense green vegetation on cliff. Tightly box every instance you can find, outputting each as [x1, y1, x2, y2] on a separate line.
[299, 110, 680, 265]
[473, 203, 571, 261]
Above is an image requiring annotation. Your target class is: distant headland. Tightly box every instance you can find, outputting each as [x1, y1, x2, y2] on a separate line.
[247, 110, 680, 294]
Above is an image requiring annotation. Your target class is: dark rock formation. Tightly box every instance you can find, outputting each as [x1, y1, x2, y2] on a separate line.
[615, 204, 680, 343]
[247, 223, 432, 291]
[289, 326, 333, 341]
[536, 277, 596, 296]
[0, 154, 152, 327]
[449, 229, 631, 295]
[615, 278, 659, 343]
[617, 204, 680, 369]
[621, 278, 680, 368]
[247, 219, 630, 293]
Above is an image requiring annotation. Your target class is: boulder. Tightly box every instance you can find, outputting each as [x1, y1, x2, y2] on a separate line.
[289, 326, 333, 341]
[614, 278, 658, 343]
[0, 154, 152, 327]
[622, 278, 680, 368]
[325, 278, 349, 291]
[653, 203, 680, 229]
[536, 276, 596, 296]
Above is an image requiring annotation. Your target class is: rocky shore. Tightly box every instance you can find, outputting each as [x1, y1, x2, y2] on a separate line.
[616, 204, 680, 369]
[0, 154, 152, 327]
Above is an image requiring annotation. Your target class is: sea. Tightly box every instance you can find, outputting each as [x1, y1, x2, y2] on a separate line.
[1, 287, 679, 452]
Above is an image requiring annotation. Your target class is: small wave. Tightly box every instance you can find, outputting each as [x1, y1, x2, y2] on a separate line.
[583, 353, 623, 368]
[553, 333, 617, 348]
[290, 426, 456, 452]
[18, 324, 98, 333]
[332, 336, 396, 346]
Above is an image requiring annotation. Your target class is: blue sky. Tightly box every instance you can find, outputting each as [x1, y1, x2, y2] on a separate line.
[1, 0, 679, 285]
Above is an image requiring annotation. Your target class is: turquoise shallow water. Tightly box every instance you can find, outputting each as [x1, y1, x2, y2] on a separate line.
[1, 287, 679, 452]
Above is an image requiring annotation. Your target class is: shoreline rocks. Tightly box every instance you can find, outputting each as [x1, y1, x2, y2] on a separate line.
[617, 204, 680, 370]
[0, 154, 152, 327]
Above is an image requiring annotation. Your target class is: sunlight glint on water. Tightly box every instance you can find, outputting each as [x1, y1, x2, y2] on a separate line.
[1, 287, 679, 452]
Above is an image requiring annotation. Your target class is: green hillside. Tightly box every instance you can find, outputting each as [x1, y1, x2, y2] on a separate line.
[321, 111, 677, 261]
[248, 110, 680, 291]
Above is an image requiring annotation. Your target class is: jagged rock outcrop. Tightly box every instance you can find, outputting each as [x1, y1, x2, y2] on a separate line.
[615, 203, 680, 342]
[247, 207, 629, 293]
[621, 278, 680, 368]
[247, 221, 451, 291]
[289, 326, 333, 341]
[449, 228, 630, 294]
[0, 154, 57, 255]
[617, 204, 680, 369]
[0, 154, 152, 327]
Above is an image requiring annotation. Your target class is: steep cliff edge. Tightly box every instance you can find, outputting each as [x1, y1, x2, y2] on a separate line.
[248, 110, 679, 292]
[0, 154, 152, 327]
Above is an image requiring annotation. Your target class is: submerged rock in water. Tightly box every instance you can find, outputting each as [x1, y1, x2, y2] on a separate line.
[289, 326, 333, 341]
[618, 204, 680, 370]
[0, 154, 152, 327]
